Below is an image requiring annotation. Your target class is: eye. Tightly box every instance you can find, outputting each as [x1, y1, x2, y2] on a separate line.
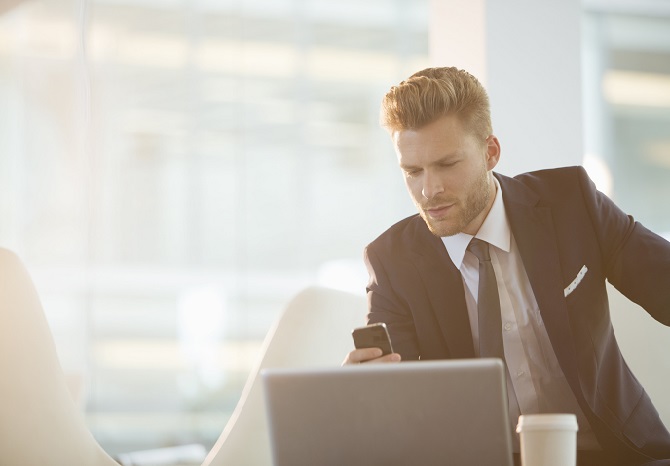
[404, 169, 422, 178]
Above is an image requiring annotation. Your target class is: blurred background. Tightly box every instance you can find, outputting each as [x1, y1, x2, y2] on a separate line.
[0, 0, 669, 459]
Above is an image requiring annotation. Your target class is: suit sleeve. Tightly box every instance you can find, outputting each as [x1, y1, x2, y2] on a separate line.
[364, 245, 421, 360]
[577, 166, 670, 326]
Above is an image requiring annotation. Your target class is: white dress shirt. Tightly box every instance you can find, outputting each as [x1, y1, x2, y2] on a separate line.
[441, 176, 600, 451]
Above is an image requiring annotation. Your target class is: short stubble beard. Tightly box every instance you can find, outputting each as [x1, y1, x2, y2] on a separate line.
[421, 168, 493, 237]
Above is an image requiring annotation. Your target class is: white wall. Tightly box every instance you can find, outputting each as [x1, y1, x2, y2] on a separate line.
[429, 0, 583, 176]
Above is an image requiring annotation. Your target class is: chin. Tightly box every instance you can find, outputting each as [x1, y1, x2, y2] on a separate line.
[424, 218, 460, 237]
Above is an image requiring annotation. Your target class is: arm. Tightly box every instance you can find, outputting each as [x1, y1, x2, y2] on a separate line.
[364, 244, 422, 360]
[577, 167, 670, 326]
[342, 240, 421, 365]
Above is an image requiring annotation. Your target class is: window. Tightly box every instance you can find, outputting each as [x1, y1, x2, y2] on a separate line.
[583, 7, 670, 238]
[0, 0, 428, 455]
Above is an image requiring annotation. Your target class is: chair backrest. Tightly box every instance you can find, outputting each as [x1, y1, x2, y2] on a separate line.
[0, 248, 118, 466]
[607, 283, 670, 428]
[202, 286, 368, 466]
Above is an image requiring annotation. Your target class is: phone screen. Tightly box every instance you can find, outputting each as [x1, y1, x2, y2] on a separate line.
[352, 323, 394, 356]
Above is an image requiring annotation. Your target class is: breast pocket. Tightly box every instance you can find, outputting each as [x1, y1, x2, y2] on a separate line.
[564, 265, 588, 299]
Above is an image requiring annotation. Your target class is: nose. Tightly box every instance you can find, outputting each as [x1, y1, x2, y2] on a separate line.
[421, 172, 444, 200]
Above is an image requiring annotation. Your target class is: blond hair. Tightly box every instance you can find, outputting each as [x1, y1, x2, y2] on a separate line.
[380, 67, 492, 140]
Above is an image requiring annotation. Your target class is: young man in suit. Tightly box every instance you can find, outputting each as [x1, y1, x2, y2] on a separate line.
[343, 67, 670, 465]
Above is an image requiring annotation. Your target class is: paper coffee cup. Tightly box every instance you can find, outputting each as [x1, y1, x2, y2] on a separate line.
[516, 414, 578, 466]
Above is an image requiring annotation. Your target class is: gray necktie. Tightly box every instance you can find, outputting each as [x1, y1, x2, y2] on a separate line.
[467, 238, 505, 361]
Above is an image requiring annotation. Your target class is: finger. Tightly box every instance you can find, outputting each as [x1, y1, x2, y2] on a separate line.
[371, 352, 402, 363]
[342, 347, 382, 365]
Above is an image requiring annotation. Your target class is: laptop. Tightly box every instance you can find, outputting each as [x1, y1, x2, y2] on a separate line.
[262, 358, 514, 466]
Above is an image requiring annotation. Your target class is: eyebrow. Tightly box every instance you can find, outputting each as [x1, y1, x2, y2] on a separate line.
[399, 153, 460, 171]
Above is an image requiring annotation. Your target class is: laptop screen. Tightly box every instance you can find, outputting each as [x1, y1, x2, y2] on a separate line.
[262, 358, 513, 466]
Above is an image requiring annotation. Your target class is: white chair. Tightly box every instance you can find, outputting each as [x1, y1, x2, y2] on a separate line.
[202, 286, 368, 466]
[608, 283, 670, 428]
[0, 248, 119, 466]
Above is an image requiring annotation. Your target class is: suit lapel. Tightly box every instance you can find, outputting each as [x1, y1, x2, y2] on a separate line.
[405, 173, 582, 373]
[498, 174, 580, 387]
[410, 219, 475, 359]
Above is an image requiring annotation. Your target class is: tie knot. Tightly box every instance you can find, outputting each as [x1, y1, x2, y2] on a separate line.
[467, 238, 491, 262]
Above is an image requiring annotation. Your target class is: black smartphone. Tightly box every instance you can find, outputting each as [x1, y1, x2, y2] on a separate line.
[352, 322, 394, 356]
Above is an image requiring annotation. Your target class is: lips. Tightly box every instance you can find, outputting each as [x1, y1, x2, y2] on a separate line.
[425, 204, 454, 219]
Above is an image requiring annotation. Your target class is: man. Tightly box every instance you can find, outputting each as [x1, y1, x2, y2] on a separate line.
[343, 67, 670, 466]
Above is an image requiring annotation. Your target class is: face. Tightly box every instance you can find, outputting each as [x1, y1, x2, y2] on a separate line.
[393, 115, 500, 237]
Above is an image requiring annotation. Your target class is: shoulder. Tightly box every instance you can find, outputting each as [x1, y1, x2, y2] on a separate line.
[509, 165, 588, 191]
[365, 213, 448, 273]
[367, 214, 426, 253]
[497, 165, 594, 205]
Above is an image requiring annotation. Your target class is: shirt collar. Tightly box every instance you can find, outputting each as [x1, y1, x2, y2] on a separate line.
[441, 175, 511, 268]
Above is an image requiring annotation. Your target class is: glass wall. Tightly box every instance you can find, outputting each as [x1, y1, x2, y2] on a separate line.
[583, 7, 670, 238]
[0, 0, 428, 456]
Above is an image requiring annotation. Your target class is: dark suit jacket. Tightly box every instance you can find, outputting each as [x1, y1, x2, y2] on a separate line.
[364, 166, 670, 464]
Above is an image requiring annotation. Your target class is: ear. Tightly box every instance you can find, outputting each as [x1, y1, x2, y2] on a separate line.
[485, 135, 501, 171]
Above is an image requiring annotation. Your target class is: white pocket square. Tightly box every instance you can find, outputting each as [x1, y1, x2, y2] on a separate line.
[564, 265, 588, 297]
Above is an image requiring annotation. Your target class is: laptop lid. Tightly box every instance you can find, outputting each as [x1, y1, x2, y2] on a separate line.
[262, 358, 513, 466]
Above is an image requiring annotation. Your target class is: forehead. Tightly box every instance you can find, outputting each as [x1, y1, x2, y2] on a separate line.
[393, 115, 476, 163]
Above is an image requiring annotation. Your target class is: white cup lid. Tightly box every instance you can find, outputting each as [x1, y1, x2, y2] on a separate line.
[516, 414, 579, 433]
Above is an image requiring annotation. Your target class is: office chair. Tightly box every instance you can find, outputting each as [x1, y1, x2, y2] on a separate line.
[0, 248, 119, 466]
[202, 286, 368, 466]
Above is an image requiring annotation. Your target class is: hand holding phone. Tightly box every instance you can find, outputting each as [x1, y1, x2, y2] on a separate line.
[351, 322, 394, 356]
